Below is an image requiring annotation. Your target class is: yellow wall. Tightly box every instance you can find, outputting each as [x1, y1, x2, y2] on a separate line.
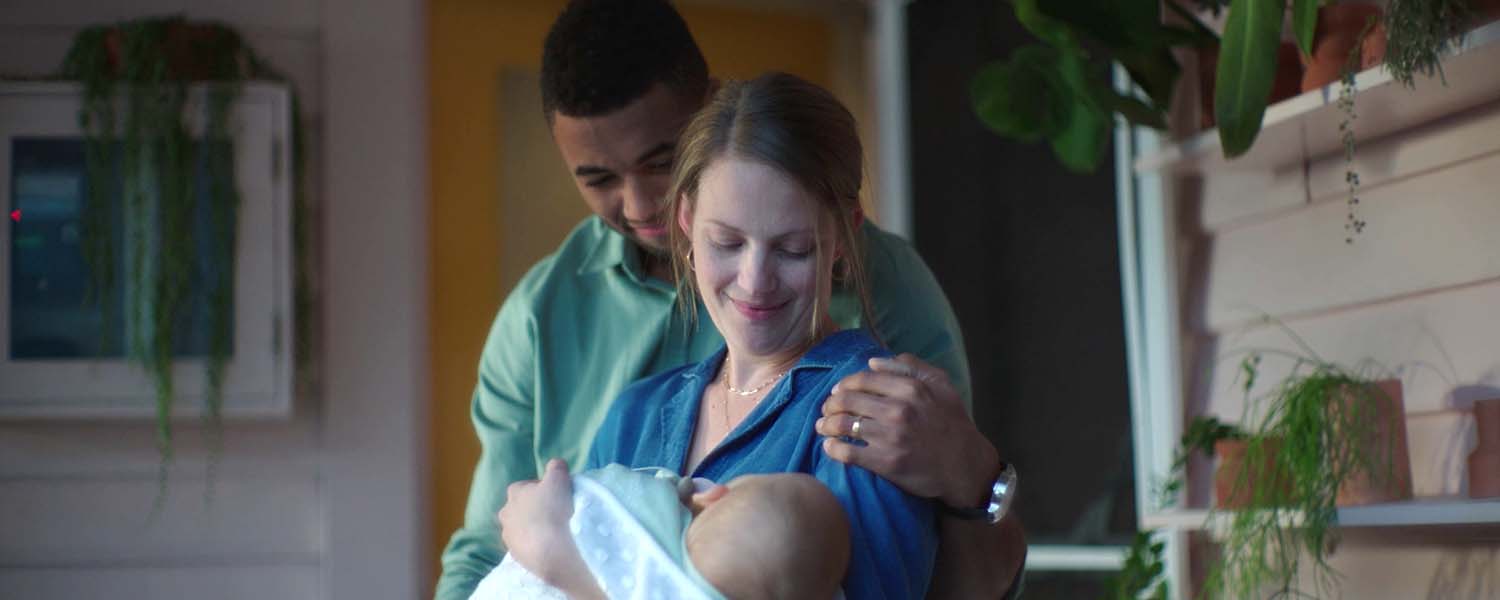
[427, 0, 837, 582]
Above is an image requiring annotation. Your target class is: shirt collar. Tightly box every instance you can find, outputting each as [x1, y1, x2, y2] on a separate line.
[679, 329, 877, 381]
[576, 217, 670, 290]
[577, 217, 629, 275]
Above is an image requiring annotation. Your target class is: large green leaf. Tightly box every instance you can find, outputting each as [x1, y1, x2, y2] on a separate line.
[1040, 0, 1157, 49]
[1012, 0, 1081, 50]
[1216, 0, 1285, 158]
[1290, 0, 1319, 56]
[1050, 50, 1111, 172]
[1115, 45, 1182, 112]
[970, 46, 1071, 142]
[1093, 83, 1169, 129]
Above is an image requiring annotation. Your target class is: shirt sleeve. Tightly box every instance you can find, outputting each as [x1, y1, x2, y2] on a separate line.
[861, 224, 973, 412]
[815, 450, 938, 600]
[435, 289, 541, 600]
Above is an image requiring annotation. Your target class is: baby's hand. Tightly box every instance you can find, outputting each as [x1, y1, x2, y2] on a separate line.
[498, 459, 579, 583]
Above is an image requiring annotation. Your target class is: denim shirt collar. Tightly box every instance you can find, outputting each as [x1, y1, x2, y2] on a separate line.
[660, 329, 878, 475]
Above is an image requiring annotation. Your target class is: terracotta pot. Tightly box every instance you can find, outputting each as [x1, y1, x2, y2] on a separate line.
[1362, 19, 1387, 68]
[1468, 398, 1500, 498]
[1301, 3, 1385, 91]
[103, 23, 239, 81]
[1473, 0, 1500, 25]
[1199, 42, 1304, 130]
[1334, 379, 1414, 506]
[1214, 438, 1294, 509]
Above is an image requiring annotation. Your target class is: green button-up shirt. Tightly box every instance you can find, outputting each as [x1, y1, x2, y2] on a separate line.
[435, 216, 969, 600]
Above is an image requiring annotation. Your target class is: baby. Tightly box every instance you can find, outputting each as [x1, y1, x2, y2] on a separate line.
[471, 463, 851, 600]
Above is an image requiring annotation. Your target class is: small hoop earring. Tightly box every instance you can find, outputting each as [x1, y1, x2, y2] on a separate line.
[684, 248, 695, 271]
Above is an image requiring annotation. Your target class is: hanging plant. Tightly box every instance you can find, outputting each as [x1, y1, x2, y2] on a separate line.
[57, 16, 298, 504]
[1383, 0, 1473, 88]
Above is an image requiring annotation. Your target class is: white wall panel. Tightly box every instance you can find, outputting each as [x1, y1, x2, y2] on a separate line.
[1291, 544, 1500, 599]
[1202, 151, 1500, 330]
[1406, 412, 1473, 497]
[0, 476, 321, 565]
[0, 419, 320, 479]
[1196, 278, 1500, 417]
[0, 565, 320, 600]
[1196, 166, 1307, 232]
[1307, 99, 1500, 203]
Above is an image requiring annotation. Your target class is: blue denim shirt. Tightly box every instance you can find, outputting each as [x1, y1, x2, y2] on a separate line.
[588, 329, 937, 600]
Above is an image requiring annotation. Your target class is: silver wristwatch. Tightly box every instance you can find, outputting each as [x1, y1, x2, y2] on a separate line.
[939, 461, 1017, 524]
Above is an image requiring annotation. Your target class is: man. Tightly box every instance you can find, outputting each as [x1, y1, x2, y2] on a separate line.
[436, 1, 1025, 598]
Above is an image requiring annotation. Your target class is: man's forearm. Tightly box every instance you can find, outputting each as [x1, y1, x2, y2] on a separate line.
[927, 511, 1026, 599]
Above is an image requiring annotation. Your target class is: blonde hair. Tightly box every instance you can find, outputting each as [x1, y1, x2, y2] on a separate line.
[665, 72, 878, 344]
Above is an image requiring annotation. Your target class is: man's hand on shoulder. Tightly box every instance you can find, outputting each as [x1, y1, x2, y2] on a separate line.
[815, 353, 999, 507]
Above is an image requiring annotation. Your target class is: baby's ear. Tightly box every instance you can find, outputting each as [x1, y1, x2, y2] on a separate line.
[687, 484, 728, 516]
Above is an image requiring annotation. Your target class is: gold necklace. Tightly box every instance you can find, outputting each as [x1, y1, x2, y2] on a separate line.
[717, 364, 783, 434]
[723, 365, 787, 396]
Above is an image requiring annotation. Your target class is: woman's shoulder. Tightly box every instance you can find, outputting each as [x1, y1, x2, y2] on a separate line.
[805, 329, 892, 376]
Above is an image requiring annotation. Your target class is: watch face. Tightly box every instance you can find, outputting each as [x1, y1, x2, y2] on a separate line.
[990, 463, 1017, 524]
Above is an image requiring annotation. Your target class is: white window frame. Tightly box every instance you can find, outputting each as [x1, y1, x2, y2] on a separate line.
[0, 81, 294, 419]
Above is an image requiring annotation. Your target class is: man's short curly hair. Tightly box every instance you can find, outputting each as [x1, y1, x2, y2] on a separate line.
[541, 0, 710, 122]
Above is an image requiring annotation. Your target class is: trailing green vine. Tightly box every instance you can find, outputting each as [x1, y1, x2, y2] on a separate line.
[1337, 16, 1382, 244]
[58, 16, 298, 507]
[1384, 0, 1472, 88]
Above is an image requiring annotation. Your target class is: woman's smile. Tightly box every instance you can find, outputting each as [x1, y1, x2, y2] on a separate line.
[730, 297, 791, 321]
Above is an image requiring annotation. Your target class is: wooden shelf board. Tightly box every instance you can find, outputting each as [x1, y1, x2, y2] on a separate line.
[1142, 497, 1500, 534]
[1134, 20, 1500, 174]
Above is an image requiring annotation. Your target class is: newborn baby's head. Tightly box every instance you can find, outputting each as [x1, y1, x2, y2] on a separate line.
[684, 473, 850, 600]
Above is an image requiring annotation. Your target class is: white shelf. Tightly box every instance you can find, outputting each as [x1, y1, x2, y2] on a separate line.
[1142, 497, 1500, 536]
[1134, 20, 1500, 174]
[1024, 545, 1127, 571]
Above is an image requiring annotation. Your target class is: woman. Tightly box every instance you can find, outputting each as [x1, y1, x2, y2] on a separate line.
[504, 72, 936, 599]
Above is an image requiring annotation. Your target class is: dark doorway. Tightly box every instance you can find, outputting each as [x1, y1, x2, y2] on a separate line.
[906, 0, 1137, 593]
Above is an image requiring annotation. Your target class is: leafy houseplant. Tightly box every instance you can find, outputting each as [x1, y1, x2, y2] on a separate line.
[970, 0, 1217, 172]
[1110, 530, 1169, 600]
[1383, 0, 1474, 88]
[1158, 416, 1248, 508]
[58, 16, 301, 502]
[1202, 353, 1411, 599]
[1213, 0, 1322, 158]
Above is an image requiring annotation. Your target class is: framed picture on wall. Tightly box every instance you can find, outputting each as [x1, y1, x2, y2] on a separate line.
[0, 82, 294, 418]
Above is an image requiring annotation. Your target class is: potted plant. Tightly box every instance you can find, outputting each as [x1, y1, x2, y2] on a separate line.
[1110, 530, 1169, 600]
[1382, 0, 1476, 88]
[1211, 0, 1323, 157]
[58, 16, 303, 505]
[1203, 353, 1412, 599]
[1158, 415, 1248, 508]
[970, 0, 1217, 172]
[1301, 2, 1385, 90]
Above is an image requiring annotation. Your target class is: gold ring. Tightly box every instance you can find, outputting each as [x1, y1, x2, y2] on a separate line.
[850, 415, 864, 440]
